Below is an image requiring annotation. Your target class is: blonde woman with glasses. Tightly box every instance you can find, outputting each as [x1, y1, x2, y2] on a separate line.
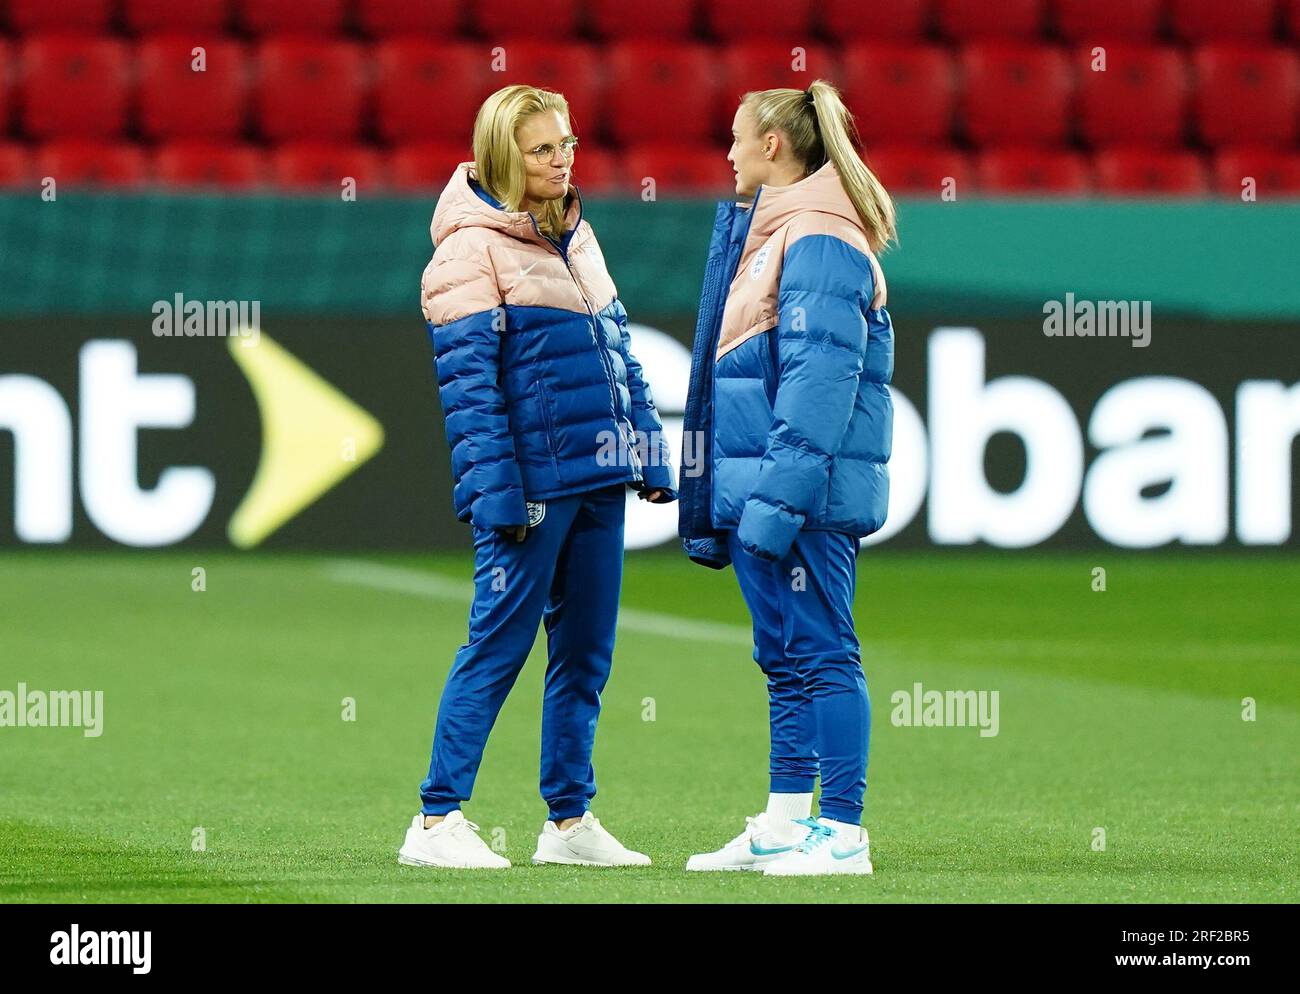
[399, 84, 676, 870]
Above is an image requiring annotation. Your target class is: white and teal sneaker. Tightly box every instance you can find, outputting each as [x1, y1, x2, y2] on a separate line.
[685, 812, 804, 872]
[762, 817, 874, 876]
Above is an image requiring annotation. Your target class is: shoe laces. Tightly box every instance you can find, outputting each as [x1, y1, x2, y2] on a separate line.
[440, 816, 483, 842]
[579, 813, 617, 844]
[792, 817, 835, 853]
[727, 813, 766, 848]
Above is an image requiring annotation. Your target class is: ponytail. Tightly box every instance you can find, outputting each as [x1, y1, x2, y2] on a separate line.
[742, 79, 897, 253]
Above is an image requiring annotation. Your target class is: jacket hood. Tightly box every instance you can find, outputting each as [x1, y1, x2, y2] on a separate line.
[430, 161, 582, 249]
[747, 159, 865, 241]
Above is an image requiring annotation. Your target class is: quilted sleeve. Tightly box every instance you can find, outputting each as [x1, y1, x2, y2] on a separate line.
[611, 298, 677, 500]
[422, 239, 529, 529]
[735, 225, 874, 561]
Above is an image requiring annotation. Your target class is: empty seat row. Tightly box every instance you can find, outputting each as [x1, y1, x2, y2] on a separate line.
[866, 143, 1300, 194]
[2, 139, 1296, 196]
[5, 0, 1300, 42]
[1, 37, 1298, 149]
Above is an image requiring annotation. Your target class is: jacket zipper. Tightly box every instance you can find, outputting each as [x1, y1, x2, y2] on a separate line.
[535, 380, 562, 478]
[526, 201, 630, 472]
[686, 194, 760, 535]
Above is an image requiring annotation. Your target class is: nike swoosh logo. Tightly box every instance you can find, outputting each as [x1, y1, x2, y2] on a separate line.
[749, 841, 796, 856]
[833, 844, 870, 860]
[519, 261, 544, 278]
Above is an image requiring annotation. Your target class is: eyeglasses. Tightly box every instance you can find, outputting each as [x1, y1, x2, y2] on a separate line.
[525, 137, 579, 164]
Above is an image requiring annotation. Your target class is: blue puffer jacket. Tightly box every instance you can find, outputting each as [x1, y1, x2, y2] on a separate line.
[421, 162, 676, 529]
[679, 160, 893, 567]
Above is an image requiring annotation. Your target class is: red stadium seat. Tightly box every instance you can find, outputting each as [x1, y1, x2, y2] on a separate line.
[1288, 0, 1300, 40]
[490, 42, 603, 139]
[0, 144, 33, 187]
[0, 41, 10, 133]
[7, 0, 111, 32]
[623, 145, 735, 194]
[136, 36, 248, 140]
[959, 44, 1071, 146]
[822, 0, 930, 41]
[34, 140, 149, 187]
[705, 0, 816, 39]
[373, 41, 494, 145]
[977, 147, 1091, 194]
[153, 141, 266, 188]
[356, 0, 461, 37]
[863, 144, 974, 195]
[937, 0, 1043, 39]
[472, 0, 581, 38]
[1075, 46, 1190, 148]
[123, 0, 230, 32]
[587, 0, 694, 38]
[718, 41, 839, 131]
[236, 0, 345, 34]
[606, 42, 720, 144]
[1093, 148, 1208, 195]
[1054, 0, 1161, 42]
[841, 43, 956, 145]
[1169, 0, 1279, 42]
[270, 142, 383, 192]
[19, 37, 129, 140]
[254, 38, 365, 142]
[1212, 147, 1300, 196]
[387, 143, 469, 191]
[1194, 46, 1300, 148]
[570, 146, 621, 193]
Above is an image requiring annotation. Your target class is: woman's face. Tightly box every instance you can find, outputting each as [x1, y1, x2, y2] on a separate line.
[728, 102, 771, 198]
[516, 110, 574, 207]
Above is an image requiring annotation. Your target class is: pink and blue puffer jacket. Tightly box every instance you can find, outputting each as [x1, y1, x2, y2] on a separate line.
[679, 160, 894, 567]
[421, 162, 676, 529]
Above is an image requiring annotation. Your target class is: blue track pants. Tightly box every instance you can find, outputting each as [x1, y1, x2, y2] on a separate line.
[725, 528, 871, 824]
[420, 484, 625, 822]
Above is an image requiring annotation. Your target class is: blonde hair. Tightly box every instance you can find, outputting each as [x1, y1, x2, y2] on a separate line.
[471, 84, 574, 240]
[741, 79, 897, 252]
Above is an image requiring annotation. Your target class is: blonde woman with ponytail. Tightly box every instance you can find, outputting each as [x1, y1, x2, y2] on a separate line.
[679, 80, 895, 876]
[399, 84, 676, 870]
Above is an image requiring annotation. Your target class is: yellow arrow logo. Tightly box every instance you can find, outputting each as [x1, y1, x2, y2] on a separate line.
[227, 333, 384, 548]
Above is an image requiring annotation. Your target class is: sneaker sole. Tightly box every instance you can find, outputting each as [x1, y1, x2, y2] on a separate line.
[530, 852, 650, 867]
[764, 861, 874, 877]
[397, 850, 510, 870]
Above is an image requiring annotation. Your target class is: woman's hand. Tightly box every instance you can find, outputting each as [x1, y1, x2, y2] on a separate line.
[500, 525, 527, 542]
[638, 489, 668, 503]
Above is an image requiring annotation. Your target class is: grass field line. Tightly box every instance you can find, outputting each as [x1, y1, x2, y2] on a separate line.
[320, 558, 1295, 666]
[902, 637, 1298, 664]
[321, 558, 755, 646]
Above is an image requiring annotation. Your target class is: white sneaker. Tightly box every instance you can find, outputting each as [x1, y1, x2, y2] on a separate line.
[531, 811, 651, 867]
[685, 812, 807, 871]
[762, 817, 873, 876]
[397, 810, 511, 869]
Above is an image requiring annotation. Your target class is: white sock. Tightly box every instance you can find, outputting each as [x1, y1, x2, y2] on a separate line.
[766, 793, 813, 837]
[820, 817, 865, 843]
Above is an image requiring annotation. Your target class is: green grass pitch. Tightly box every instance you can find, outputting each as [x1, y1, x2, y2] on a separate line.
[0, 550, 1296, 903]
